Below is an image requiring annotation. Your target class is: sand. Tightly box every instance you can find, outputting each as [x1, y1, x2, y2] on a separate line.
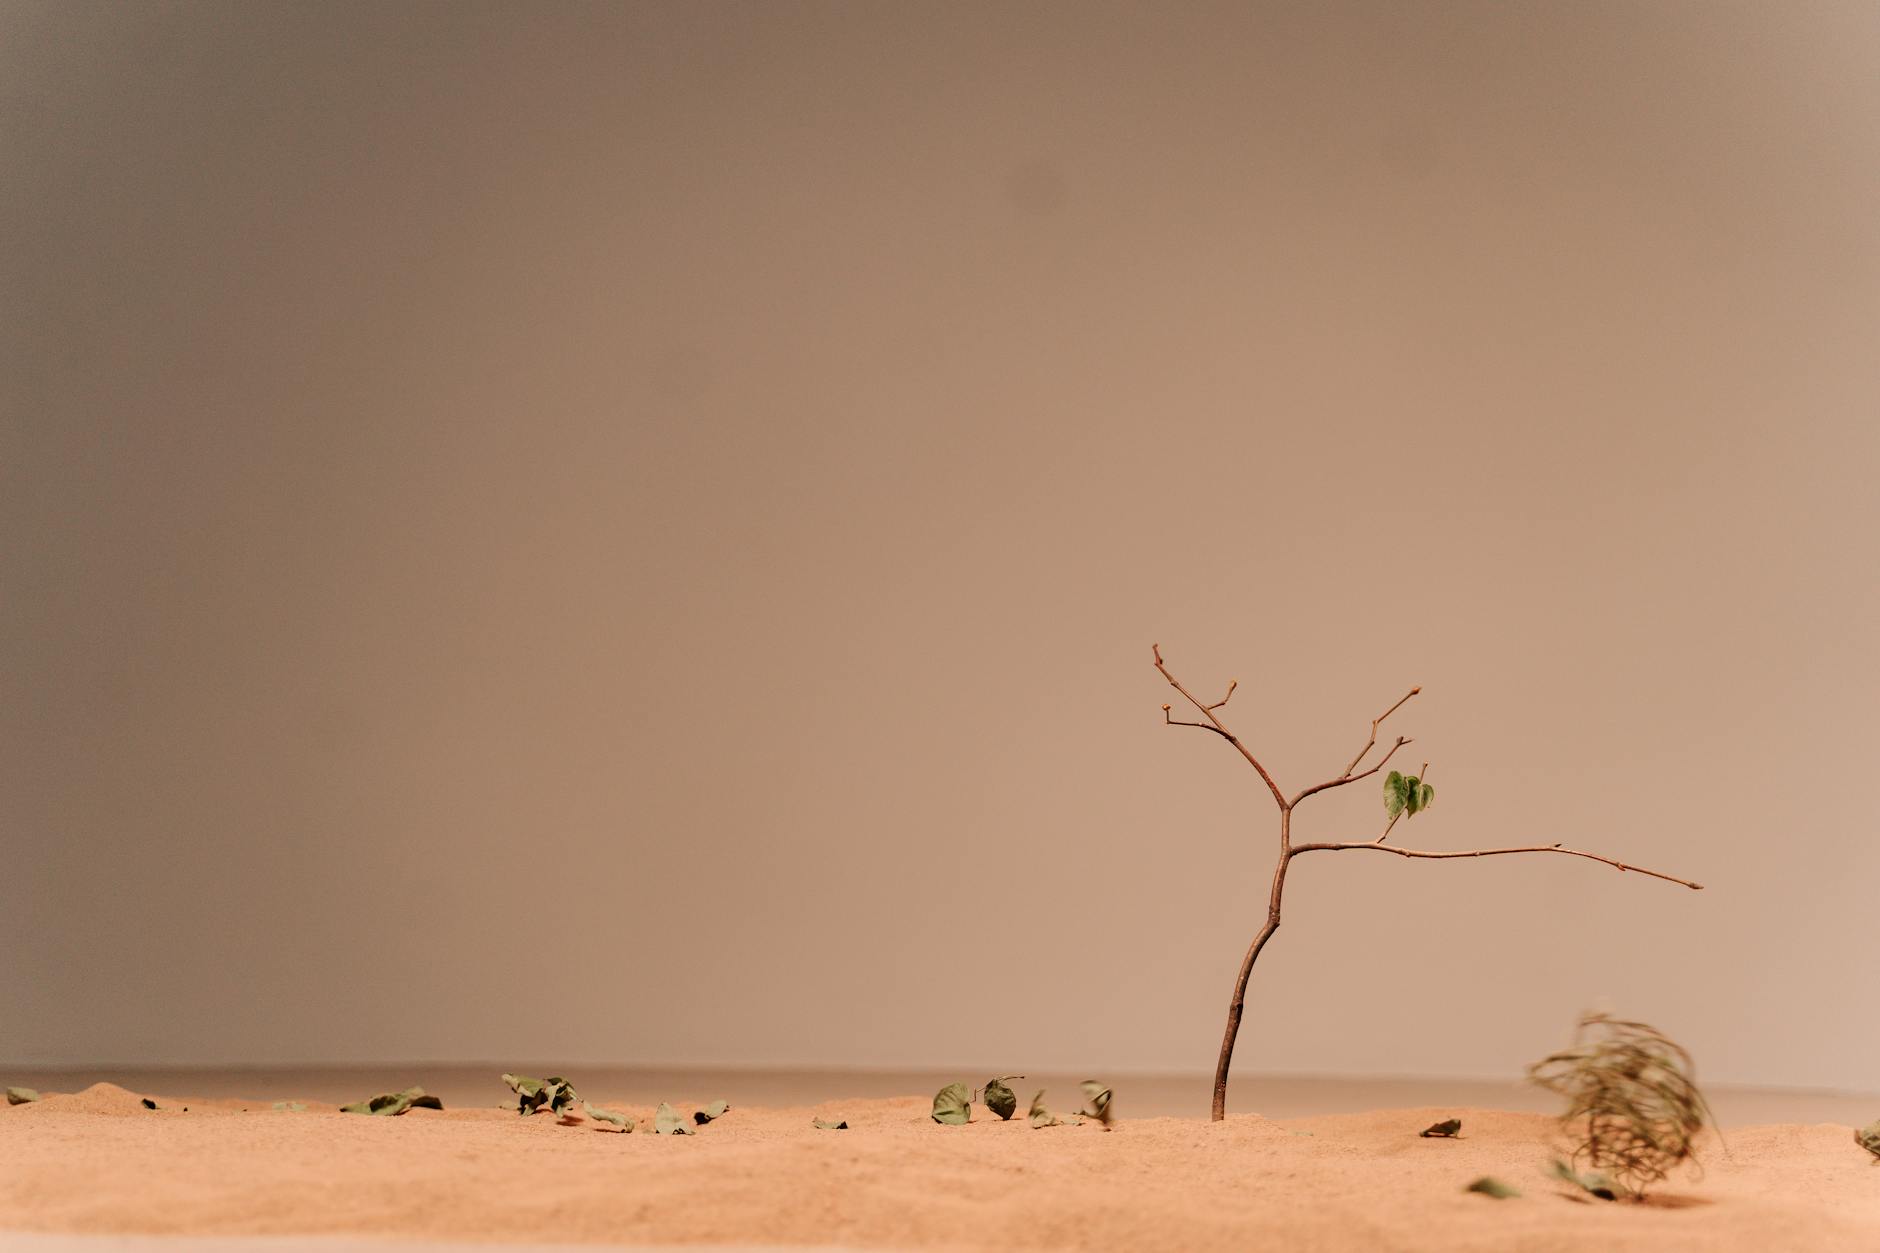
[3, 1084, 1877, 1251]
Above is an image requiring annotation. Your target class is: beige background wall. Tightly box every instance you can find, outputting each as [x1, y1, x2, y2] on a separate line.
[3, 1, 1876, 1091]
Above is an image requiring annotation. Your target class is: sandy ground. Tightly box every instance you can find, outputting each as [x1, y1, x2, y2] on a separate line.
[3, 1083, 1878, 1252]
[9, 1066, 1873, 1125]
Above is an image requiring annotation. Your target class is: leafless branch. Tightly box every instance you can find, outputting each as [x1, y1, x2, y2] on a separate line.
[1163, 705, 1227, 735]
[1342, 687, 1421, 777]
[1288, 838, 1704, 891]
[1153, 645, 1286, 810]
[1292, 736, 1411, 806]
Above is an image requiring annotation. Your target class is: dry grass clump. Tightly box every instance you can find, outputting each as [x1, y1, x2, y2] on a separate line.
[1527, 1012, 1712, 1198]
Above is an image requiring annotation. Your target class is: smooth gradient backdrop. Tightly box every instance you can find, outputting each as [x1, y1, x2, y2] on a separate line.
[4, 0, 1877, 1092]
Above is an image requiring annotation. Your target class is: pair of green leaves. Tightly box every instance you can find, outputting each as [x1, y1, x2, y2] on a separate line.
[1383, 771, 1434, 820]
[649, 1099, 726, 1132]
[340, 1086, 442, 1116]
[932, 1077, 1028, 1125]
[502, 1074, 579, 1117]
[1856, 1119, 1880, 1159]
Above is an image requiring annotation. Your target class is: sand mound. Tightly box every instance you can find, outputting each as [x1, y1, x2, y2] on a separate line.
[13, 1082, 161, 1117]
[7, 1082, 308, 1118]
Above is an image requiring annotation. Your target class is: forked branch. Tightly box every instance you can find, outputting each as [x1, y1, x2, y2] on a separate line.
[1291, 735, 1412, 806]
[1153, 644, 1286, 810]
[1343, 687, 1420, 776]
[1289, 686, 1421, 806]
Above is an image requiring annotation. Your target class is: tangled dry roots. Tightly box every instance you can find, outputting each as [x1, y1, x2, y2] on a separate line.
[1527, 1012, 1712, 1197]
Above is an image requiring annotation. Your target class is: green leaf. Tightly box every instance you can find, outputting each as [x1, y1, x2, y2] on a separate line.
[584, 1101, 633, 1132]
[1548, 1159, 1617, 1200]
[271, 1101, 307, 1113]
[982, 1076, 1020, 1121]
[6, 1087, 39, 1105]
[339, 1086, 440, 1117]
[931, 1082, 972, 1125]
[1384, 771, 1407, 819]
[1389, 774, 1434, 818]
[1465, 1176, 1520, 1199]
[1856, 1120, 1880, 1159]
[1027, 1089, 1073, 1128]
[1419, 1118, 1461, 1138]
[811, 1117, 849, 1130]
[1079, 1081, 1113, 1129]
[693, 1099, 730, 1125]
[654, 1101, 694, 1135]
[502, 1073, 578, 1116]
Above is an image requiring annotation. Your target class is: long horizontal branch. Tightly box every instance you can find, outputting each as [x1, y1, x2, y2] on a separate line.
[1287, 839, 1703, 890]
[1153, 644, 1287, 811]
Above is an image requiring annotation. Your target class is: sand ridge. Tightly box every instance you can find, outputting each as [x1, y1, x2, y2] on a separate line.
[3, 1085, 1878, 1250]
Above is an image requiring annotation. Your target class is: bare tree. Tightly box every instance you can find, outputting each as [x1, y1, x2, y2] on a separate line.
[1152, 645, 1703, 1122]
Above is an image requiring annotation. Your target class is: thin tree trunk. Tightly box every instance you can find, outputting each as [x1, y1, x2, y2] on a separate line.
[1212, 814, 1291, 1121]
